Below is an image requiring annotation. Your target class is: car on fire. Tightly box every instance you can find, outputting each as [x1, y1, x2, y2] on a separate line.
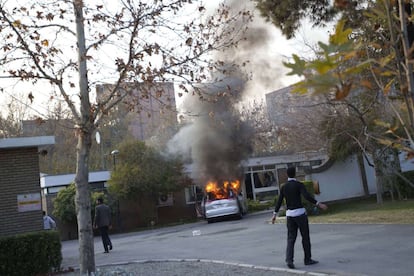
[201, 187, 248, 223]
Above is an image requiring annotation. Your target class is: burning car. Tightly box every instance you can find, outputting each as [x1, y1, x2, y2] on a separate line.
[201, 180, 248, 223]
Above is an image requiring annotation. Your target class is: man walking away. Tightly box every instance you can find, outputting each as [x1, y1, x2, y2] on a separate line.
[94, 197, 113, 253]
[272, 166, 328, 269]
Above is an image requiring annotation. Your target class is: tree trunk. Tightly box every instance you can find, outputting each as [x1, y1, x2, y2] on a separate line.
[74, 131, 95, 274]
[73, 1, 95, 274]
[372, 151, 384, 204]
[388, 149, 402, 201]
[398, 0, 414, 128]
[374, 167, 384, 204]
[357, 152, 370, 197]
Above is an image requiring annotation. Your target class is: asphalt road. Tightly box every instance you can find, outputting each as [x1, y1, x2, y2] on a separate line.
[60, 211, 414, 276]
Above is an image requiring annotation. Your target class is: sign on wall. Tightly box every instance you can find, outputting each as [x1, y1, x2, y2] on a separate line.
[399, 152, 414, 172]
[17, 193, 41, 212]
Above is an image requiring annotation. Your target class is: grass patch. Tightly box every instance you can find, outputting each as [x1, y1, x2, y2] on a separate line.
[308, 197, 414, 224]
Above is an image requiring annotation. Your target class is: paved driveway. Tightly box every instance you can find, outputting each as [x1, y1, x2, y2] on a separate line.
[61, 211, 414, 276]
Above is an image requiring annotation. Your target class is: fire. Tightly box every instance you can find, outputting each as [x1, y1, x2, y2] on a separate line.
[205, 180, 240, 200]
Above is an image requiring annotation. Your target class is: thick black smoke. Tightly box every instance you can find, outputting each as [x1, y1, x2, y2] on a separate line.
[167, 1, 281, 186]
[167, 75, 254, 185]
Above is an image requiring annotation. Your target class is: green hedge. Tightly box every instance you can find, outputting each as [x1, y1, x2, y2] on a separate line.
[247, 199, 274, 212]
[0, 231, 62, 276]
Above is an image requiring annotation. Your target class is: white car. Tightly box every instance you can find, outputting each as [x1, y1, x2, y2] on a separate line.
[201, 191, 248, 223]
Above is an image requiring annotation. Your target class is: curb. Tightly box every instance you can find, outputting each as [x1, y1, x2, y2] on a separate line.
[97, 259, 330, 276]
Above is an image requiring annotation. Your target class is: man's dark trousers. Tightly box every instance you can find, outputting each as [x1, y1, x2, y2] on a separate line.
[99, 226, 112, 252]
[286, 214, 311, 263]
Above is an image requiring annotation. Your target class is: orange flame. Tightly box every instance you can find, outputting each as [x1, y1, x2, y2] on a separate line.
[205, 180, 240, 200]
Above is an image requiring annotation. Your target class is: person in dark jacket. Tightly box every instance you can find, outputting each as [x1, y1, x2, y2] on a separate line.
[272, 166, 327, 269]
[94, 197, 113, 253]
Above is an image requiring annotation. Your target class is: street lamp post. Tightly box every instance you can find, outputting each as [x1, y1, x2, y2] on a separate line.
[110, 149, 119, 171]
[110, 149, 122, 232]
[95, 131, 105, 170]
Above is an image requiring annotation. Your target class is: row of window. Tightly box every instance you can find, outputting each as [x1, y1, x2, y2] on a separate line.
[185, 160, 323, 203]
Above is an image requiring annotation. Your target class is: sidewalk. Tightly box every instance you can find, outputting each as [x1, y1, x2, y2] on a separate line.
[59, 259, 329, 276]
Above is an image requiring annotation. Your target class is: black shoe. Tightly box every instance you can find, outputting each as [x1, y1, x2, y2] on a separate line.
[104, 250, 109, 253]
[287, 263, 295, 269]
[305, 259, 319, 265]
[109, 244, 113, 250]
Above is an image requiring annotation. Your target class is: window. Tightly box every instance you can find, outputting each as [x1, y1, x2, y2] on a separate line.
[252, 171, 277, 188]
[185, 185, 203, 204]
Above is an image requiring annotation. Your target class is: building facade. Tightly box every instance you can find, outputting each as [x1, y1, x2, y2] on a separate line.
[0, 136, 55, 237]
[95, 82, 178, 141]
[41, 170, 196, 240]
[242, 151, 327, 201]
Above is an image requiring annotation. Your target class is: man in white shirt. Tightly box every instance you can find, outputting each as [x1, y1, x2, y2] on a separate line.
[272, 167, 327, 269]
[43, 211, 56, 230]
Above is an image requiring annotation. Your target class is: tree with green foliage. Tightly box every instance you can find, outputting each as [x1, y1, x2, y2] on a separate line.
[53, 184, 77, 224]
[254, 0, 336, 39]
[257, 1, 414, 203]
[282, 8, 414, 199]
[53, 183, 114, 224]
[254, 0, 366, 39]
[108, 140, 189, 201]
[0, 1, 252, 273]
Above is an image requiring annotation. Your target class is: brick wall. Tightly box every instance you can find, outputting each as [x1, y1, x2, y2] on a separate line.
[118, 191, 196, 232]
[0, 147, 43, 237]
[157, 191, 196, 224]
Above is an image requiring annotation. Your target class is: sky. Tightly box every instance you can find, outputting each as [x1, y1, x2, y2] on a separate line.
[175, 0, 332, 108]
[0, 0, 332, 120]
[239, 17, 329, 103]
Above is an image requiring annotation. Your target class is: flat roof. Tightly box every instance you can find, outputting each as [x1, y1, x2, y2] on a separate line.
[40, 171, 111, 188]
[243, 151, 328, 167]
[0, 136, 55, 149]
[183, 151, 328, 173]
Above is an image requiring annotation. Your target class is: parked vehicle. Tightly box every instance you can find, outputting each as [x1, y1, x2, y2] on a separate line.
[201, 188, 248, 223]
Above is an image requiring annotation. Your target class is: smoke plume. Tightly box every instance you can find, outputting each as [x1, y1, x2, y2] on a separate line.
[219, 0, 286, 101]
[167, 1, 284, 187]
[167, 75, 254, 185]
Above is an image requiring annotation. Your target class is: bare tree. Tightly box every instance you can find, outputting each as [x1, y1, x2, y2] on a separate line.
[0, 94, 28, 137]
[239, 99, 287, 155]
[0, 0, 252, 273]
[264, 86, 331, 153]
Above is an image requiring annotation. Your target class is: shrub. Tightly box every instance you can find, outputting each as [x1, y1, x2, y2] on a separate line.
[53, 183, 77, 223]
[247, 199, 273, 212]
[0, 231, 62, 276]
[395, 171, 414, 199]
